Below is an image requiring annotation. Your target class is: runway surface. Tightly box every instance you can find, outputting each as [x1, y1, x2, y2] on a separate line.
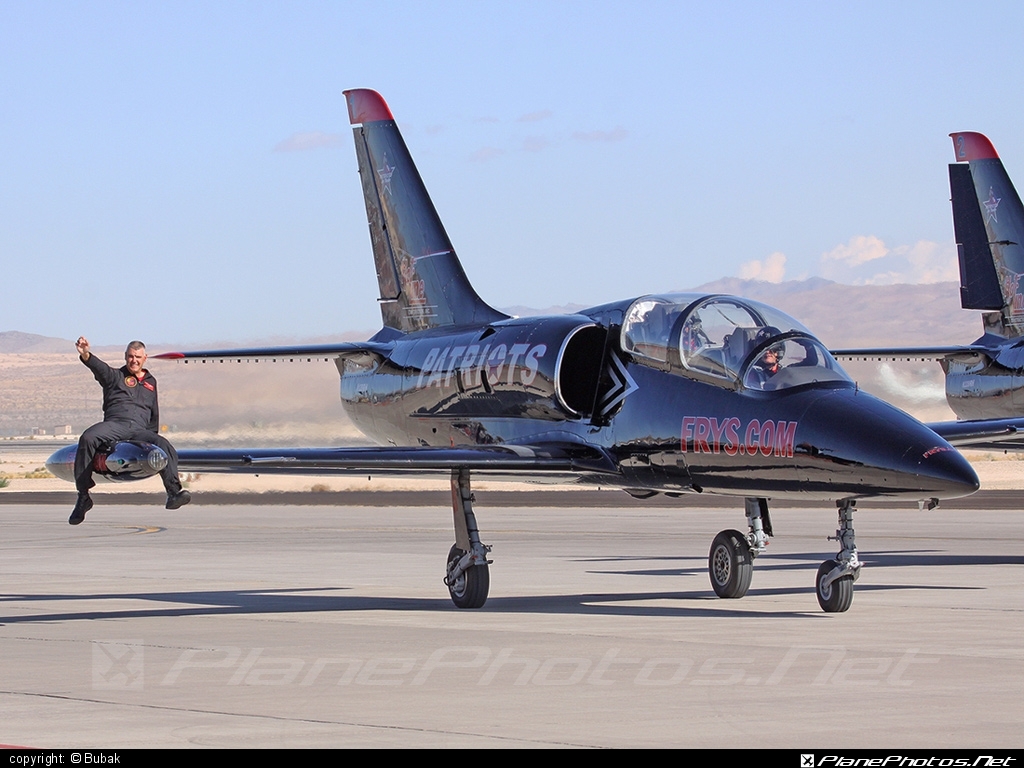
[1, 499, 1021, 748]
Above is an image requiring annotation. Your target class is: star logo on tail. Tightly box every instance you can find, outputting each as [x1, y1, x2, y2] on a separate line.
[984, 187, 1001, 223]
[377, 153, 396, 196]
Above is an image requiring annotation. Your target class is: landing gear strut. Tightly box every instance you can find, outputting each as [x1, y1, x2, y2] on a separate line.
[708, 498, 771, 599]
[444, 469, 491, 609]
[815, 499, 861, 613]
[708, 497, 863, 612]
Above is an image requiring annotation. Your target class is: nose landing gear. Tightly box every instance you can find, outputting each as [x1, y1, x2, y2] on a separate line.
[815, 499, 861, 613]
[709, 497, 862, 612]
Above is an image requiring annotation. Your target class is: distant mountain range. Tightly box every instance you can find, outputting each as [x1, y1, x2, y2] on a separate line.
[0, 331, 73, 354]
[687, 278, 979, 347]
[508, 278, 980, 348]
[2, 278, 982, 353]
[0, 279, 978, 437]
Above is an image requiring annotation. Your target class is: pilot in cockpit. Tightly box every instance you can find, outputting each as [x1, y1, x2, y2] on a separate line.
[681, 316, 709, 357]
[748, 327, 784, 389]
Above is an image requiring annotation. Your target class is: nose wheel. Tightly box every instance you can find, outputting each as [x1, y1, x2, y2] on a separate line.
[815, 500, 861, 613]
[815, 559, 853, 612]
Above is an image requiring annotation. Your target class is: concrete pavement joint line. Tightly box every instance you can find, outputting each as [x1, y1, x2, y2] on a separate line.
[945, 605, 1024, 614]
[0, 689, 601, 748]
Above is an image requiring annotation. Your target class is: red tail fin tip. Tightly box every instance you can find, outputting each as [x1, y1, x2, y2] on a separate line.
[345, 89, 394, 125]
[951, 132, 999, 162]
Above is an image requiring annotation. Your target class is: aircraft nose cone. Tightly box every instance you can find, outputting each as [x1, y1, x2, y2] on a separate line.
[802, 391, 979, 500]
[912, 440, 980, 499]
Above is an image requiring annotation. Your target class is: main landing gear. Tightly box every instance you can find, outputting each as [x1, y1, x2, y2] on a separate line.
[708, 497, 861, 612]
[708, 497, 770, 599]
[444, 468, 491, 609]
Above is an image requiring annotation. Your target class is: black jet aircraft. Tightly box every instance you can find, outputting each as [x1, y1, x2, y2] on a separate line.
[835, 132, 1024, 449]
[49, 89, 983, 613]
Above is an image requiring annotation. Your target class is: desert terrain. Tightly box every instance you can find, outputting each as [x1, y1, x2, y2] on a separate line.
[2, 278, 1022, 492]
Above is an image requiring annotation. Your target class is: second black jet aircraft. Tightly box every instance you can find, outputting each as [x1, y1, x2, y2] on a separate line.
[836, 132, 1024, 449]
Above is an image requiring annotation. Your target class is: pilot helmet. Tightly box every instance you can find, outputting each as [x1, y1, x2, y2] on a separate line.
[754, 326, 785, 360]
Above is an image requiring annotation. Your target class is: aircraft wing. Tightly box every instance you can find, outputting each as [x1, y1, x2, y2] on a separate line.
[831, 345, 989, 362]
[926, 417, 1024, 451]
[153, 341, 394, 363]
[176, 442, 620, 479]
[156, 341, 619, 476]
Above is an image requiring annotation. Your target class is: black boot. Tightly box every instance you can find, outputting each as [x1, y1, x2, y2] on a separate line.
[69, 493, 93, 525]
[166, 489, 192, 510]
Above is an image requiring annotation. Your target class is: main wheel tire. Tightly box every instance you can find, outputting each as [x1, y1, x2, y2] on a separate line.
[446, 544, 489, 609]
[816, 559, 853, 613]
[708, 529, 753, 598]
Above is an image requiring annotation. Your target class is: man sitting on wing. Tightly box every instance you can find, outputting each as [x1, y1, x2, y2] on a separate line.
[69, 337, 190, 525]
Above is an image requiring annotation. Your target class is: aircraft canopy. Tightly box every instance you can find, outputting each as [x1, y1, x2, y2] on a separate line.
[620, 294, 852, 391]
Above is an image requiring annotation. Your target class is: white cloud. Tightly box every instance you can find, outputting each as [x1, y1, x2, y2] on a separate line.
[821, 235, 888, 267]
[818, 236, 957, 285]
[739, 251, 787, 283]
[273, 131, 344, 152]
[896, 240, 960, 284]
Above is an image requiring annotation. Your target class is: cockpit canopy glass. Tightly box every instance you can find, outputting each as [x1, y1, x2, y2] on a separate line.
[620, 294, 852, 391]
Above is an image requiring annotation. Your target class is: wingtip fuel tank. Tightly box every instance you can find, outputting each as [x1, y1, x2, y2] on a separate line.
[46, 442, 169, 484]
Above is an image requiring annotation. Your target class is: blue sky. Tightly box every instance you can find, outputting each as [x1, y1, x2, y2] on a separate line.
[3, 1, 1024, 345]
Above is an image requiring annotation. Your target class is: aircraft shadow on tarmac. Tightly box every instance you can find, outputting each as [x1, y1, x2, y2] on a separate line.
[0, 546, 1001, 626]
[0, 587, 803, 623]
[583, 549, 1024, 574]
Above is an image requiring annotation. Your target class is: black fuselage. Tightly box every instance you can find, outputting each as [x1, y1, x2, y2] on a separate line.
[339, 303, 976, 503]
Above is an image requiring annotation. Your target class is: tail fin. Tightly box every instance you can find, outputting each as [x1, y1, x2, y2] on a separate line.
[949, 131, 1024, 337]
[345, 89, 507, 333]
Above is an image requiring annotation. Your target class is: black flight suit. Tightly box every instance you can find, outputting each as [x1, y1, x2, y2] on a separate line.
[74, 353, 183, 495]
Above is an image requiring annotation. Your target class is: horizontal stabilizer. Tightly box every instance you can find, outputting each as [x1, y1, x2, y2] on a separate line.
[831, 345, 988, 362]
[927, 417, 1024, 451]
[153, 341, 394, 363]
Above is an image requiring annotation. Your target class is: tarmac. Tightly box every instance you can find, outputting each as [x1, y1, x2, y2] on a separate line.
[1, 495, 1021, 748]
